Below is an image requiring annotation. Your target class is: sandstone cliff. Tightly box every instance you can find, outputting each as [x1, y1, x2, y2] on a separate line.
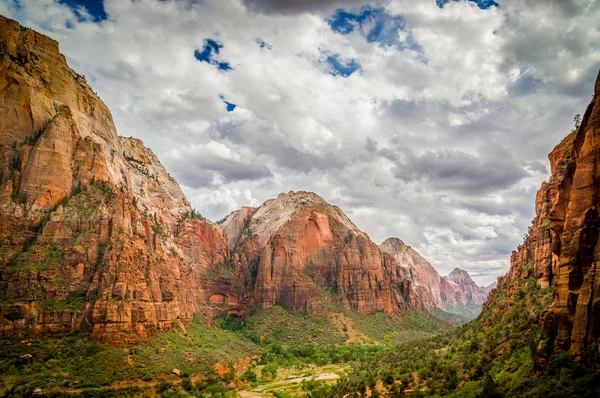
[380, 238, 489, 309]
[0, 15, 233, 341]
[226, 191, 412, 314]
[0, 18, 430, 342]
[443, 268, 488, 306]
[483, 70, 600, 364]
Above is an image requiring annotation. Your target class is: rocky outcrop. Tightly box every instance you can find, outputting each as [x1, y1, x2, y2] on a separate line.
[0, 15, 233, 342]
[222, 207, 255, 251]
[443, 268, 488, 306]
[540, 71, 600, 362]
[483, 70, 600, 364]
[380, 238, 443, 308]
[229, 191, 411, 314]
[380, 238, 489, 309]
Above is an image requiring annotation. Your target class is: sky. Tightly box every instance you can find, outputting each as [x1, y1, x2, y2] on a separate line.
[1, 0, 599, 285]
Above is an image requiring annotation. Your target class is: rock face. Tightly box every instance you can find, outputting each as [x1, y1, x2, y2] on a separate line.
[540, 71, 600, 362]
[0, 18, 428, 341]
[483, 70, 600, 364]
[443, 268, 488, 306]
[0, 16, 232, 341]
[380, 238, 489, 309]
[221, 207, 255, 251]
[226, 191, 411, 314]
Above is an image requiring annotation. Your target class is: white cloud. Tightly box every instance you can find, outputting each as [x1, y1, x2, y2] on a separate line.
[2, 0, 598, 285]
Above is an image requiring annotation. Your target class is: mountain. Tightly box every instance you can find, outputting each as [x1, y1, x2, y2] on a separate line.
[443, 267, 488, 306]
[380, 238, 489, 309]
[222, 191, 413, 314]
[0, 17, 452, 343]
[0, 15, 232, 342]
[482, 281, 497, 294]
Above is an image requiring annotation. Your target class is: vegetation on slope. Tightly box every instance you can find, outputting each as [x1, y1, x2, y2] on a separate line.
[0, 305, 460, 397]
[308, 276, 600, 397]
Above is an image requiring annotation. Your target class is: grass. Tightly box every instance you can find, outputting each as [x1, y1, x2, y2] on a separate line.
[9, 244, 62, 273]
[241, 306, 346, 347]
[306, 267, 600, 398]
[42, 297, 87, 310]
[0, 315, 261, 395]
[345, 309, 451, 345]
[0, 303, 463, 396]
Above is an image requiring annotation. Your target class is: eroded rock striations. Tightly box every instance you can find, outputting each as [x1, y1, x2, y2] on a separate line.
[380, 238, 489, 309]
[0, 17, 490, 343]
[224, 191, 411, 314]
[0, 16, 232, 341]
[484, 70, 600, 363]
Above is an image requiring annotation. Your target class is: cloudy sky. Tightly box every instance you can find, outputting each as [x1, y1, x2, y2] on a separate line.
[2, 0, 599, 284]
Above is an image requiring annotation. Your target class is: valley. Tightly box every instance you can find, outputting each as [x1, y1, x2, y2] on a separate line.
[0, 7, 599, 398]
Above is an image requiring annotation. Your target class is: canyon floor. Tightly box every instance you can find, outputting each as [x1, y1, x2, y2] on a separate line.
[0, 305, 467, 397]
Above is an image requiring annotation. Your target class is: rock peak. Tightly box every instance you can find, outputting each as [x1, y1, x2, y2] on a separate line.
[274, 190, 328, 204]
[446, 268, 473, 283]
[382, 237, 409, 248]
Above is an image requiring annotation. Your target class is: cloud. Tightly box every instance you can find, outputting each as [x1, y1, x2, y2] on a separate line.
[392, 146, 528, 195]
[162, 141, 273, 187]
[2, 0, 598, 285]
[242, 0, 376, 15]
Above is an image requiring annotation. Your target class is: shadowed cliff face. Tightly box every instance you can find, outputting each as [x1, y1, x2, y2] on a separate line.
[0, 15, 233, 342]
[0, 18, 429, 341]
[542, 70, 600, 362]
[483, 70, 600, 363]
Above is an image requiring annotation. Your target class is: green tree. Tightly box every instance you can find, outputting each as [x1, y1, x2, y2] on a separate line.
[262, 362, 278, 380]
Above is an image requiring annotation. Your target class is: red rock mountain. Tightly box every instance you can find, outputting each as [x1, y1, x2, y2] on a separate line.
[0, 16, 232, 341]
[484, 70, 600, 363]
[380, 238, 489, 309]
[444, 268, 488, 306]
[1, 18, 476, 341]
[222, 191, 411, 314]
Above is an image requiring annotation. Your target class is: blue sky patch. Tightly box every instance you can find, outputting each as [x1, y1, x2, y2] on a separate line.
[59, 0, 107, 22]
[326, 54, 360, 77]
[327, 6, 422, 52]
[219, 95, 237, 112]
[224, 101, 237, 112]
[256, 37, 272, 50]
[437, 0, 500, 9]
[194, 39, 233, 71]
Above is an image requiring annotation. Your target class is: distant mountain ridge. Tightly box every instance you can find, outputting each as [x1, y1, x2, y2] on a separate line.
[380, 238, 490, 309]
[0, 16, 488, 342]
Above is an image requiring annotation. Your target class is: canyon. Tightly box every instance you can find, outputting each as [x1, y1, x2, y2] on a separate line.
[0, 12, 599, 398]
[0, 15, 489, 343]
